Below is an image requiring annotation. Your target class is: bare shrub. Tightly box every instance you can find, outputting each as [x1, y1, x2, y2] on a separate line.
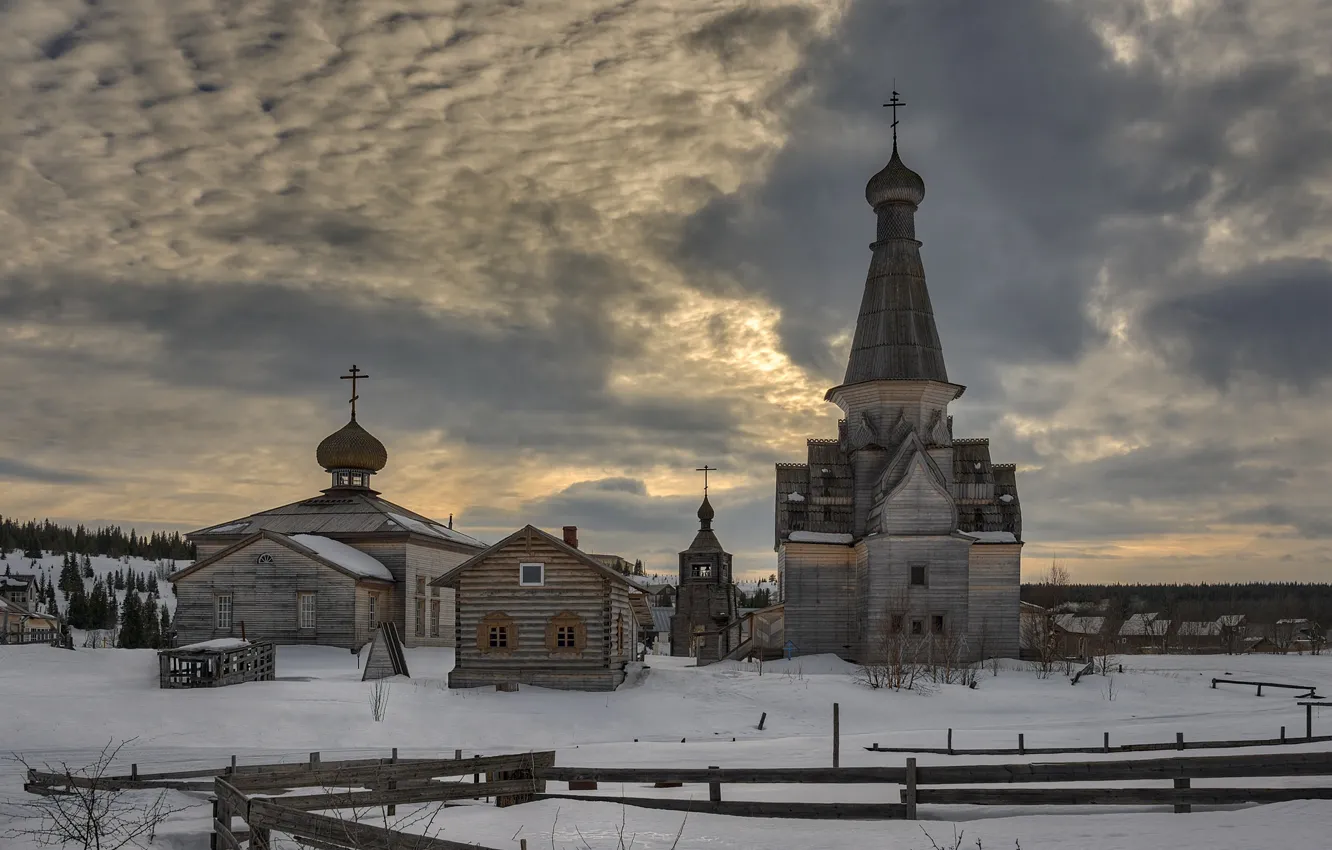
[369, 679, 391, 722]
[6, 740, 197, 850]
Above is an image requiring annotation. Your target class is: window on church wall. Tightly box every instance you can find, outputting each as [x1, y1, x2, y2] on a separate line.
[298, 592, 316, 630]
[336, 472, 350, 486]
[215, 595, 232, 630]
[367, 593, 380, 630]
[932, 615, 945, 635]
[477, 612, 516, 653]
[690, 562, 712, 579]
[891, 614, 904, 634]
[545, 612, 586, 654]
[910, 618, 924, 636]
[430, 599, 441, 638]
[416, 577, 426, 596]
[910, 564, 929, 588]
[415, 598, 425, 637]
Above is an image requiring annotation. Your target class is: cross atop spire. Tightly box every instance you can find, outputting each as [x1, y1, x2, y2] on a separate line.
[883, 85, 906, 147]
[340, 365, 369, 419]
[696, 464, 716, 494]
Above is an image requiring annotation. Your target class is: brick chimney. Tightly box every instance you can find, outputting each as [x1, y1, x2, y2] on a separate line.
[562, 526, 579, 548]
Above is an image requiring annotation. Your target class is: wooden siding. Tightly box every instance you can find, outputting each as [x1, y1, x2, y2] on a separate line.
[967, 544, 1021, 660]
[877, 457, 957, 536]
[781, 542, 856, 658]
[173, 538, 362, 648]
[857, 535, 972, 659]
[404, 544, 468, 648]
[450, 530, 631, 691]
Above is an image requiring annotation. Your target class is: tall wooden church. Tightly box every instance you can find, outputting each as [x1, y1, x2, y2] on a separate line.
[774, 118, 1022, 662]
[170, 369, 487, 649]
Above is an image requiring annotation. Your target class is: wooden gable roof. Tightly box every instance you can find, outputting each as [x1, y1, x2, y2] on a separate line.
[168, 530, 396, 585]
[431, 524, 646, 594]
[188, 491, 486, 552]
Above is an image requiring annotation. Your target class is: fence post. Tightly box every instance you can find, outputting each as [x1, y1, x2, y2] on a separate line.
[1104, 732, 1110, 753]
[947, 728, 953, 756]
[1174, 777, 1191, 814]
[833, 703, 840, 768]
[1281, 726, 1286, 744]
[708, 766, 721, 803]
[388, 747, 398, 817]
[1176, 732, 1184, 751]
[904, 758, 917, 820]
[1309, 703, 1315, 739]
[310, 752, 320, 767]
[1018, 734, 1024, 755]
[131, 764, 138, 781]
[210, 798, 220, 850]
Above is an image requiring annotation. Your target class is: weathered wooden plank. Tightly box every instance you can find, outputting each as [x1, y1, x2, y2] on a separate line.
[534, 794, 909, 820]
[866, 734, 1332, 756]
[27, 771, 215, 793]
[248, 800, 502, 850]
[215, 778, 250, 817]
[536, 766, 908, 784]
[916, 751, 1332, 785]
[916, 786, 1332, 806]
[269, 779, 539, 811]
[213, 820, 243, 850]
[232, 752, 554, 790]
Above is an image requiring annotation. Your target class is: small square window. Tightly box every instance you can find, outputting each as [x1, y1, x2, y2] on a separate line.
[910, 565, 928, 587]
[932, 615, 945, 634]
[556, 625, 577, 648]
[519, 563, 545, 586]
[910, 619, 924, 636]
[489, 625, 509, 648]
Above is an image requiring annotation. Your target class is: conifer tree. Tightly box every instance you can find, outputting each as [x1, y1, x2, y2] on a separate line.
[145, 600, 163, 648]
[68, 587, 89, 629]
[82, 559, 94, 578]
[118, 593, 143, 648]
[160, 605, 172, 645]
[147, 573, 160, 595]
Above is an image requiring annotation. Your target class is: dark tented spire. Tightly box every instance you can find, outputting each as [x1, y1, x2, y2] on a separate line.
[840, 141, 949, 386]
[687, 495, 724, 553]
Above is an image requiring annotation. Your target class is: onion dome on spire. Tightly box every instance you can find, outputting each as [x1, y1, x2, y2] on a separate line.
[697, 494, 715, 528]
[317, 418, 388, 474]
[866, 142, 925, 209]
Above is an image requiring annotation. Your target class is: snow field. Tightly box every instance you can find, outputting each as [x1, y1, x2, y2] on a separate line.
[1, 646, 1331, 849]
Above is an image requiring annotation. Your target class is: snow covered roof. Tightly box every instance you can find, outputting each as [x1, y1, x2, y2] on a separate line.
[289, 535, 394, 581]
[1119, 613, 1170, 636]
[188, 492, 485, 550]
[959, 531, 1019, 543]
[1054, 614, 1106, 635]
[1216, 614, 1246, 628]
[1176, 621, 1220, 637]
[787, 531, 854, 544]
[176, 638, 251, 652]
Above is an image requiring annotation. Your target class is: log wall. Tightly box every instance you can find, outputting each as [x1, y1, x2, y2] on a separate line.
[780, 542, 856, 657]
[967, 543, 1021, 660]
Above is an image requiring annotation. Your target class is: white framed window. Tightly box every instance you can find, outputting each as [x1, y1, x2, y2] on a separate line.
[430, 599, 441, 638]
[519, 563, 545, 587]
[416, 576, 426, 596]
[216, 595, 233, 630]
[257, 553, 274, 565]
[298, 592, 316, 629]
[415, 598, 425, 637]
[368, 593, 379, 629]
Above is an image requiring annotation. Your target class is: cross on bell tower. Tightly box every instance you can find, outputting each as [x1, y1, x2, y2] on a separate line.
[883, 86, 906, 147]
[341, 364, 369, 420]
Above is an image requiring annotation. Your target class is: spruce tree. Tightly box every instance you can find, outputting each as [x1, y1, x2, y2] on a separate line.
[68, 587, 88, 629]
[119, 593, 143, 648]
[82, 559, 94, 579]
[148, 573, 159, 595]
[160, 605, 172, 645]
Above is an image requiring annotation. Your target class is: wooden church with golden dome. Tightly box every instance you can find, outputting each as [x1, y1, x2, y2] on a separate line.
[169, 367, 487, 650]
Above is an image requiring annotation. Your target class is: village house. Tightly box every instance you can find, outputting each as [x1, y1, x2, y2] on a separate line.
[1174, 620, 1223, 653]
[436, 525, 650, 691]
[170, 369, 486, 650]
[1118, 613, 1171, 653]
[773, 113, 1021, 664]
[1053, 614, 1108, 660]
[0, 573, 37, 612]
[641, 583, 677, 609]
[0, 596, 57, 644]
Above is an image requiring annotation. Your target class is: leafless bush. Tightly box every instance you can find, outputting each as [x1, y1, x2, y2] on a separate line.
[369, 679, 391, 722]
[5, 740, 197, 850]
[543, 805, 688, 850]
[1102, 675, 1117, 702]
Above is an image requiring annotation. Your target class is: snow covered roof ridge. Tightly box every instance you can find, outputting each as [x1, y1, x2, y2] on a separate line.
[288, 534, 395, 581]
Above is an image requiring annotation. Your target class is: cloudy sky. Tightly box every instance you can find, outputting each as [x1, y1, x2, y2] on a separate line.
[2, 0, 1330, 583]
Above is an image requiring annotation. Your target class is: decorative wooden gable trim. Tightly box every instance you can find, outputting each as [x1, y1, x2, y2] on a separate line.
[878, 442, 957, 536]
[168, 530, 390, 585]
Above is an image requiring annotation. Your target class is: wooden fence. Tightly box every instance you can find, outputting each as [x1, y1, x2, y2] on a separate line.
[866, 724, 1332, 756]
[536, 750, 1332, 819]
[158, 641, 276, 689]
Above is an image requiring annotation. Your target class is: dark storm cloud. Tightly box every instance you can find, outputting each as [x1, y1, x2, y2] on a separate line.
[0, 265, 741, 459]
[675, 0, 1332, 388]
[0, 458, 100, 485]
[1144, 260, 1332, 391]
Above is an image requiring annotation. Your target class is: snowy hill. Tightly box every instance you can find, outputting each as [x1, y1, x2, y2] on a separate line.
[1, 549, 186, 620]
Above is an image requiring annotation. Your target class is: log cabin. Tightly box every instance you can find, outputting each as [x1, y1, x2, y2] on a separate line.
[170, 370, 486, 650]
[435, 524, 649, 691]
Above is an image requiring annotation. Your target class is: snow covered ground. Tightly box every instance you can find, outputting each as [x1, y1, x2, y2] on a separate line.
[2, 645, 1331, 849]
[1, 550, 183, 619]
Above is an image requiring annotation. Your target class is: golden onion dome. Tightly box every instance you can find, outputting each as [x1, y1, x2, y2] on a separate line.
[316, 417, 388, 473]
[866, 143, 925, 208]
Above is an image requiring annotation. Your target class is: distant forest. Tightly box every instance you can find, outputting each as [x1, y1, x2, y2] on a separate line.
[1022, 582, 1332, 627]
[0, 516, 195, 562]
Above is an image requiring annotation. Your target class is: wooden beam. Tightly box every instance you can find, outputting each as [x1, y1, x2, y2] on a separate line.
[915, 786, 1332, 806]
[248, 800, 505, 850]
[536, 766, 907, 784]
[265, 779, 540, 811]
[915, 751, 1332, 785]
[534, 794, 908, 820]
